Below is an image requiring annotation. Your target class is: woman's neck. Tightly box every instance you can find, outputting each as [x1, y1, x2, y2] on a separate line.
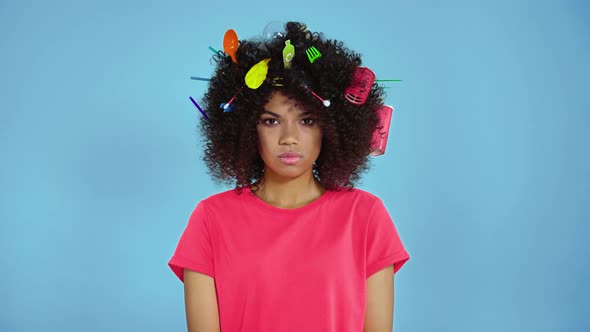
[251, 175, 326, 209]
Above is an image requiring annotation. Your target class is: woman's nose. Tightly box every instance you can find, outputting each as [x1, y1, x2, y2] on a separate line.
[279, 121, 299, 145]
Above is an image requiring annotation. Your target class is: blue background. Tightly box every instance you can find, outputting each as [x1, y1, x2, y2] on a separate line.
[1, 0, 588, 331]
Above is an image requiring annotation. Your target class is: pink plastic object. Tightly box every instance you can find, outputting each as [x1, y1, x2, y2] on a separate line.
[344, 67, 376, 105]
[370, 105, 394, 156]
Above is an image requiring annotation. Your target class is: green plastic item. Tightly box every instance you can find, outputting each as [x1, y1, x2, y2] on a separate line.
[305, 46, 322, 63]
[283, 40, 295, 69]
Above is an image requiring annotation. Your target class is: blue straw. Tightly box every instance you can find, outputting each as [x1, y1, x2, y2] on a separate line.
[189, 96, 209, 120]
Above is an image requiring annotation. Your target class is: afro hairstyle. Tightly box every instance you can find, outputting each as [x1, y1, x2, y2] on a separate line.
[197, 21, 387, 193]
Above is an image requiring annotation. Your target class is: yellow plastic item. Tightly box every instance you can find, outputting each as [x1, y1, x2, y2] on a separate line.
[245, 58, 271, 89]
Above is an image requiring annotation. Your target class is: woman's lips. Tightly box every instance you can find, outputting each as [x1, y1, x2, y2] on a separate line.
[279, 156, 301, 165]
[278, 152, 302, 165]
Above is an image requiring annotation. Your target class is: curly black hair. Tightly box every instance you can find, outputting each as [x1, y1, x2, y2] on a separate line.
[197, 22, 386, 193]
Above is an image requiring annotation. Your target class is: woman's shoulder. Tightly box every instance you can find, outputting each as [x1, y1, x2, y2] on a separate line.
[329, 186, 383, 204]
[194, 187, 250, 209]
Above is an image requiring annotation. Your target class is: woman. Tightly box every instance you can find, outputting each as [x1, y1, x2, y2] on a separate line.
[168, 22, 410, 332]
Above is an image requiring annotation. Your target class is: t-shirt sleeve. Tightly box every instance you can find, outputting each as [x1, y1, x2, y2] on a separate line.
[168, 201, 215, 282]
[365, 198, 410, 278]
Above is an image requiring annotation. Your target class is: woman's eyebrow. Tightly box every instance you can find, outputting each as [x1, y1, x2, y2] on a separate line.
[260, 110, 281, 117]
[259, 110, 314, 118]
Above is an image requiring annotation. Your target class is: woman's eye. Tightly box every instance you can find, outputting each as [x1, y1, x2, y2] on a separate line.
[260, 118, 278, 125]
[258, 118, 317, 126]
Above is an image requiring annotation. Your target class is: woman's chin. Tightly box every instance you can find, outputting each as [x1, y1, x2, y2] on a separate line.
[267, 166, 311, 179]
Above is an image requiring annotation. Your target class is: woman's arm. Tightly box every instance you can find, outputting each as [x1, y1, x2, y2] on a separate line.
[364, 265, 395, 332]
[183, 269, 221, 332]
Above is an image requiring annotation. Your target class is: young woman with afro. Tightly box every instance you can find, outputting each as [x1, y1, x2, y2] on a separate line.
[168, 21, 410, 332]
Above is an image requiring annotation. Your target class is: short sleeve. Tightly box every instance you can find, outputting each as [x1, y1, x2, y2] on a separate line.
[168, 201, 215, 282]
[365, 198, 410, 278]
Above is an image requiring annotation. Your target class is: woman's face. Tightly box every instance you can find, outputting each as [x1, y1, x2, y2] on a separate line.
[256, 90, 322, 181]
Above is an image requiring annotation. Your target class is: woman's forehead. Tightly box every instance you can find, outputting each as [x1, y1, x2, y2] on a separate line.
[262, 90, 316, 115]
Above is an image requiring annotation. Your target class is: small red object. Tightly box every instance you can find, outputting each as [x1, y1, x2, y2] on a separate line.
[344, 66, 376, 105]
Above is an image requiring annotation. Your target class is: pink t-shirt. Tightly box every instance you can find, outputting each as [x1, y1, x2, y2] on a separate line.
[168, 186, 410, 331]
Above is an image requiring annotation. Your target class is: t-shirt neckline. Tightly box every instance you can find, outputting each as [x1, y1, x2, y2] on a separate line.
[243, 187, 334, 215]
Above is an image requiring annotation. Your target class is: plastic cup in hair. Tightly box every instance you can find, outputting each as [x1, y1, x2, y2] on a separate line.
[370, 105, 394, 156]
[263, 21, 286, 41]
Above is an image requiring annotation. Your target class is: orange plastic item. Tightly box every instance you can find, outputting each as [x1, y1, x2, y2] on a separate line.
[223, 29, 239, 63]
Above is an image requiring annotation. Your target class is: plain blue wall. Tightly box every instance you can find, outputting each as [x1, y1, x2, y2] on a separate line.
[1, 0, 588, 331]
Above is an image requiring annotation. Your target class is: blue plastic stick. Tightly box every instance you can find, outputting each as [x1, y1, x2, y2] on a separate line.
[189, 96, 209, 120]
